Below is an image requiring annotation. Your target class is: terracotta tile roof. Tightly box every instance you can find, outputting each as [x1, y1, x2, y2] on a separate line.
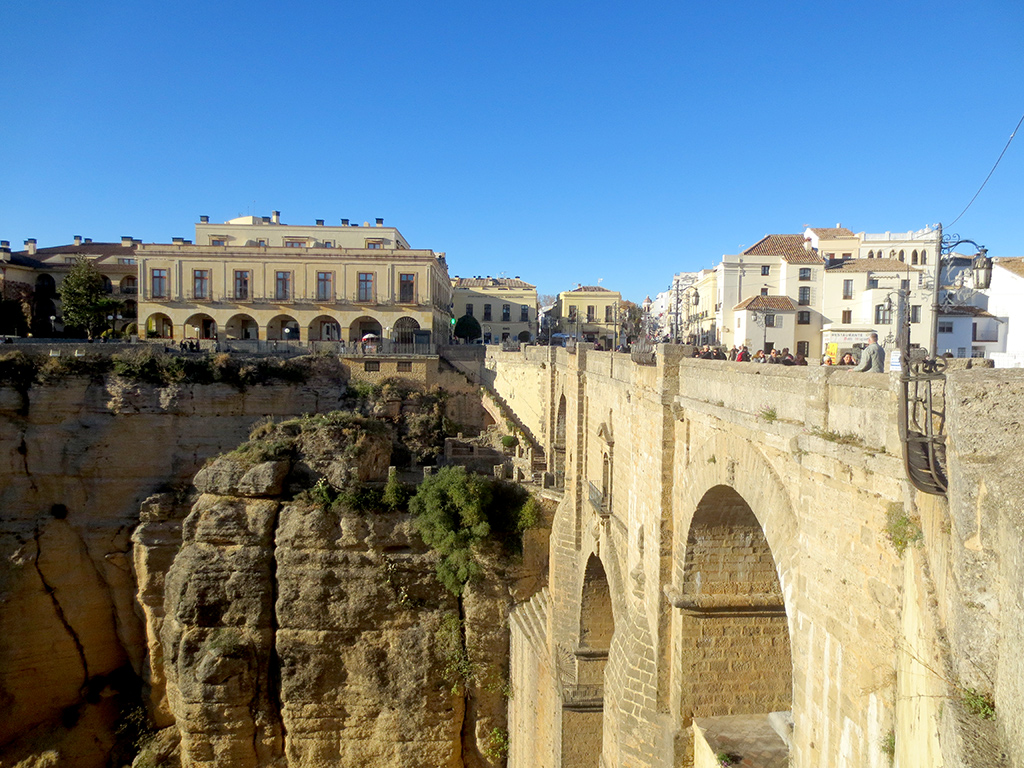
[567, 285, 613, 292]
[808, 227, 855, 239]
[996, 257, 1024, 279]
[941, 305, 997, 318]
[734, 295, 796, 311]
[453, 277, 535, 289]
[16, 242, 137, 258]
[743, 234, 823, 265]
[825, 258, 922, 273]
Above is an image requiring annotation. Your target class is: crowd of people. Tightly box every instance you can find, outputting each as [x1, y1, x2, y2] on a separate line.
[688, 332, 885, 372]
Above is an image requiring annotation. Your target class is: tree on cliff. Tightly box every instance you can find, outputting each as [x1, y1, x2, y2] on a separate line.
[58, 258, 120, 339]
[453, 314, 482, 342]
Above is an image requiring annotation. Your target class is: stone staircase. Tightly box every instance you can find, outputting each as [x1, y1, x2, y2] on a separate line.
[511, 587, 550, 658]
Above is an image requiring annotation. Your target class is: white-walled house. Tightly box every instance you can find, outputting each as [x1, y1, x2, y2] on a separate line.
[986, 258, 1024, 367]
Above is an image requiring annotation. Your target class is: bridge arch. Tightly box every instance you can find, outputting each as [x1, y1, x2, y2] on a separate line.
[668, 434, 800, 753]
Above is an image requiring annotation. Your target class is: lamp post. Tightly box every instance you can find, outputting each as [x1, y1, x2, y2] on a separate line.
[932, 225, 991, 357]
[49, 315, 56, 337]
[676, 285, 700, 345]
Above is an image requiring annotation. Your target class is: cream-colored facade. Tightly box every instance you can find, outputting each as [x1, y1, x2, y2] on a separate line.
[137, 215, 451, 344]
[554, 285, 622, 348]
[451, 277, 537, 343]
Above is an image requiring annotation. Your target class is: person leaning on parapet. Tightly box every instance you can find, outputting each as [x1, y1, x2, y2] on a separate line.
[854, 333, 885, 373]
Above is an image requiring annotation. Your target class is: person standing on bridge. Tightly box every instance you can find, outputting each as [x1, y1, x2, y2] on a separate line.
[854, 333, 885, 373]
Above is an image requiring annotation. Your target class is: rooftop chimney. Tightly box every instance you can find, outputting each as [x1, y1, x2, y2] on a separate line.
[341, 218, 349, 226]
[272, 211, 281, 224]
[316, 219, 324, 226]
[1, 240, 10, 248]
[836, 222, 842, 228]
[121, 236, 133, 247]
[74, 235, 82, 246]
[375, 217, 384, 227]
[84, 238, 92, 244]
[200, 215, 209, 224]
[25, 238, 37, 255]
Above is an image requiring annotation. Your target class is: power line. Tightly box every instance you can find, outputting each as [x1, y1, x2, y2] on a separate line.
[947, 109, 1024, 229]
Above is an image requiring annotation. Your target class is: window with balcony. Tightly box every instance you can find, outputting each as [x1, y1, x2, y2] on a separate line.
[276, 271, 292, 300]
[798, 287, 810, 306]
[121, 276, 137, 294]
[358, 273, 374, 302]
[875, 304, 892, 324]
[604, 305, 613, 322]
[399, 273, 415, 303]
[843, 279, 854, 300]
[586, 305, 596, 322]
[483, 304, 492, 321]
[521, 305, 530, 322]
[193, 270, 210, 299]
[317, 272, 333, 301]
[799, 268, 811, 281]
[234, 270, 250, 300]
[797, 310, 811, 324]
[502, 304, 511, 322]
[151, 269, 168, 299]
[842, 309, 852, 324]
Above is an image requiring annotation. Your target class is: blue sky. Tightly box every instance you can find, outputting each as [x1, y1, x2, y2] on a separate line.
[2, 0, 1022, 301]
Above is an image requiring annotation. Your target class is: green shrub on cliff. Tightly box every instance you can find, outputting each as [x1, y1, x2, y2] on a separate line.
[409, 466, 533, 595]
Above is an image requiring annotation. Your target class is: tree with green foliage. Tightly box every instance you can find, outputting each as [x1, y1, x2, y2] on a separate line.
[58, 258, 121, 338]
[453, 314, 482, 342]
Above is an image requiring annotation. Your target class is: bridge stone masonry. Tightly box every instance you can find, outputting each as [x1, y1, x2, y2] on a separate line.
[467, 345, 1024, 768]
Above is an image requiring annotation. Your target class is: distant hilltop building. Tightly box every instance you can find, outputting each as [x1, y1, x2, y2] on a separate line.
[136, 212, 452, 344]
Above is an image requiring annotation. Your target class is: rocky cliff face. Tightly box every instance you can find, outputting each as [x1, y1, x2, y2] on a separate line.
[0, 369, 507, 767]
[142, 414, 514, 768]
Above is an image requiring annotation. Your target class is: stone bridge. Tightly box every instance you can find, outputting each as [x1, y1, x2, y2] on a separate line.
[469, 345, 1024, 768]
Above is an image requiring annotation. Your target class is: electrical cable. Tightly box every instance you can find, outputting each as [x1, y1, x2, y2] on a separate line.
[947, 109, 1024, 229]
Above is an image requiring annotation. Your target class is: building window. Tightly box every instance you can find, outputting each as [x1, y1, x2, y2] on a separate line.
[483, 304, 492, 321]
[276, 271, 292, 300]
[899, 250, 905, 262]
[399, 273, 415, 303]
[843, 279, 854, 300]
[211, 239, 226, 246]
[465, 303, 473, 317]
[521, 305, 530, 322]
[760, 287, 769, 296]
[920, 249, 928, 265]
[798, 286, 811, 305]
[365, 240, 383, 249]
[761, 265, 770, 276]
[868, 250, 875, 258]
[901, 279, 910, 292]
[842, 309, 852, 324]
[764, 313, 776, 327]
[799, 268, 812, 281]
[322, 240, 334, 247]
[397, 361, 412, 372]
[938, 321, 954, 333]
[911, 250, 919, 265]
[797, 341, 809, 357]
[587, 305, 595, 322]
[867, 278, 879, 289]
[358, 273, 374, 302]
[875, 304, 892, 324]
[317, 272, 333, 301]
[364, 361, 380, 371]
[568, 305, 577, 322]
[797, 310, 811, 324]
[957, 347, 967, 358]
[284, 240, 305, 248]
[502, 304, 511, 322]
[234, 270, 250, 300]
[257, 239, 267, 246]
[604, 305, 613, 322]
[910, 305, 921, 324]
[151, 269, 168, 299]
[193, 270, 210, 299]
[118, 258, 136, 265]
